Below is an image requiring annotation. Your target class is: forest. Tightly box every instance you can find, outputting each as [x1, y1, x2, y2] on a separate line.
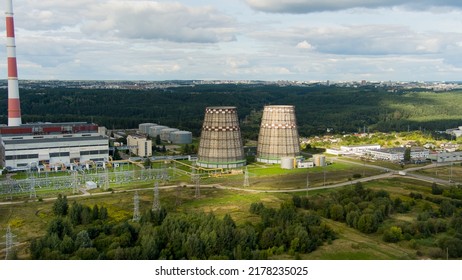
[295, 182, 462, 258]
[1, 84, 462, 139]
[11, 178, 462, 259]
[28, 194, 335, 260]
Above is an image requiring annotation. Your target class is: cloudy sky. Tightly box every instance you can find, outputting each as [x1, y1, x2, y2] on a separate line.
[1, 0, 462, 81]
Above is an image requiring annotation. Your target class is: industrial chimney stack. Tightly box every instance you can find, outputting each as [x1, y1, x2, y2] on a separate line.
[5, 0, 22, 126]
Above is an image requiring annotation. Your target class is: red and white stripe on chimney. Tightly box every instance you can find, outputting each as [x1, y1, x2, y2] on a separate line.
[5, 0, 21, 126]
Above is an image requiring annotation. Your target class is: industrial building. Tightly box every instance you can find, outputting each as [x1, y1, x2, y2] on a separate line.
[197, 106, 246, 168]
[0, 4, 110, 171]
[428, 151, 462, 163]
[256, 105, 300, 163]
[127, 135, 152, 157]
[369, 147, 429, 162]
[0, 122, 109, 170]
[446, 126, 462, 138]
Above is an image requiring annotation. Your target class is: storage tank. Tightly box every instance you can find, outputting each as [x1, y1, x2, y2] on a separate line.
[171, 131, 192, 144]
[197, 106, 246, 168]
[314, 155, 326, 167]
[280, 157, 295, 169]
[139, 123, 157, 134]
[160, 128, 179, 142]
[148, 125, 168, 138]
[256, 105, 300, 163]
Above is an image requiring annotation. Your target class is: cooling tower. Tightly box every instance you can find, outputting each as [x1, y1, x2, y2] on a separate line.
[5, 0, 21, 126]
[197, 106, 246, 168]
[256, 105, 300, 163]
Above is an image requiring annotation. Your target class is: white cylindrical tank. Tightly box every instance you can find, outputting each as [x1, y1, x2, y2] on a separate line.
[171, 131, 192, 144]
[139, 123, 157, 134]
[160, 128, 179, 142]
[281, 157, 295, 169]
[314, 155, 326, 167]
[149, 125, 168, 138]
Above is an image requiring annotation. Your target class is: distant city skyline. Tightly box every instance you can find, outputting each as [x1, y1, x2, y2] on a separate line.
[1, 0, 462, 81]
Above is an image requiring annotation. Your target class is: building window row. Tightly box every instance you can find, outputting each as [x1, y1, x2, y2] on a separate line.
[80, 150, 108, 156]
[5, 154, 39, 160]
[50, 152, 71, 157]
[5, 144, 108, 152]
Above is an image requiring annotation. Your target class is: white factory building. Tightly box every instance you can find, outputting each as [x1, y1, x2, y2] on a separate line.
[0, 122, 109, 170]
[428, 151, 462, 163]
[369, 147, 429, 162]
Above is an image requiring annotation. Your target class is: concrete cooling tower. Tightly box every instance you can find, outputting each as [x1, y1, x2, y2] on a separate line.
[197, 106, 246, 168]
[256, 105, 300, 163]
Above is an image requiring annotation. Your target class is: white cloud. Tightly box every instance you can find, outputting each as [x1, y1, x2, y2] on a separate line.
[296, 40, 315, 50]
[2, 0, 462, 81]
[245, 0, 462, 13]
[250, 25, 462, 56]
[80, 1, 236, 43]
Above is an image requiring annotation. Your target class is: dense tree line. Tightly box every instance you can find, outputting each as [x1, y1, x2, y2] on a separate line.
[1, 85, 462, 138]
[294, 183, 394, 234]
[291, 182, 462, 258]
[29, 196, 334, 259]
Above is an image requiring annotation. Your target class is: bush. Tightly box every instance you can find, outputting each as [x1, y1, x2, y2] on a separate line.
[382, 226, 403, 243]
[432, 183, 443, 195]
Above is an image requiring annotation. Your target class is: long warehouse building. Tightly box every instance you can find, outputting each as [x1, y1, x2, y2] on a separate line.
[0, 122, 109, 170]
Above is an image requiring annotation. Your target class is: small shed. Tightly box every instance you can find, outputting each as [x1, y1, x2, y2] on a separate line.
[85, 181, 97, 190]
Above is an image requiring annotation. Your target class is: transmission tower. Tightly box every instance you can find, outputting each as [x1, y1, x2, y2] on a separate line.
[152, 181, 160, 211]
[103, 169, 110, 190]
[72, 171, 79, 194]
[243, 166, 250, 187]
[27, 168, 37, 199]
[29, 179, 36, 199]
[6, 178, 14, 200]
[161, 162, 168, 182]
[4, 225, 15, 260]
[133, 191, 140, 222]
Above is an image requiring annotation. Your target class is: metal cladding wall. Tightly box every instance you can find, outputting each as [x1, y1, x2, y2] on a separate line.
[197, 106, 246, 168]
[139, 123, 156, 134]
[171, 131, 192, 144]
[256, 105, 300, 163]
[149, 125, 168, 138]
[160, 128, 179, 142]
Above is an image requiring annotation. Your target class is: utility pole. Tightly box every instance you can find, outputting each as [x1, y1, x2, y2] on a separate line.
[243, 166, 250, 187]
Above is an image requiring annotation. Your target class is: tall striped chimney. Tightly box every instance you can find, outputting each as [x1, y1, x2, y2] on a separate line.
[5, 0, 21, 126]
